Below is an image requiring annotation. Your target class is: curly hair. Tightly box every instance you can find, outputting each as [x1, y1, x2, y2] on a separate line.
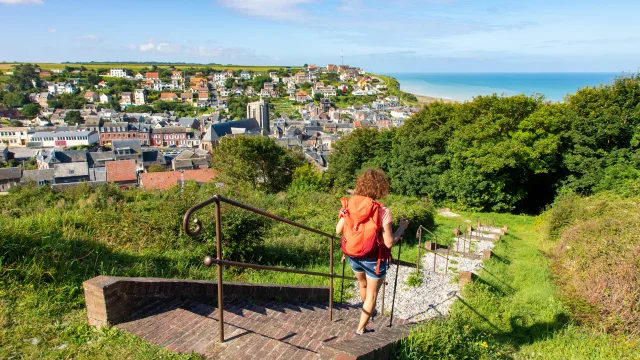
[354, 168, 390, 200]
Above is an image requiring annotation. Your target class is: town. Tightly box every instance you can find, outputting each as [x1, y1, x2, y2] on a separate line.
[0, 62, 421, 192]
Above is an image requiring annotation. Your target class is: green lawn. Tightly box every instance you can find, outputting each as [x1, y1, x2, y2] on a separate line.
[399, 211, 640, 359]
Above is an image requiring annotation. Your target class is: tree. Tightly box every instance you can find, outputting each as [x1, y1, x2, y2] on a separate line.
[9, 64, 39, 91]
[65, 110, 83, 125]
[212, 136, 306, 193]
[252, 76, 272, 91]
[20, 103, 41, 118]
[9, 120, 24, 127]
[3, 92, 26, 108]
[225, 77, 236, 89]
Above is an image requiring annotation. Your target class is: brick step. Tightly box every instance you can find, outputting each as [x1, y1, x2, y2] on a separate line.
[118, 299, 412, 360]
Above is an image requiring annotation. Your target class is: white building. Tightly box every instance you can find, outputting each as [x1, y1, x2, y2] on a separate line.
[47, 82, 75, 95]
[134, 89, 146, 105]
[100, 94, 112, 104]
[110, 68, 128, 78]
[29, 131, 99, 148]
[0, 127, 30, 147]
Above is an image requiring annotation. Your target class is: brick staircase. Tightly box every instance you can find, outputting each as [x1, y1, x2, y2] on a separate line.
[118, 299, 412, 359]
[84, 276, 415, 360]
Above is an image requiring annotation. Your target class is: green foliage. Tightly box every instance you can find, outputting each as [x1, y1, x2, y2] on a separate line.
[64, 110, 82, 125]
[329, 75, 640, 212]
[20, 103, 41, 118]
[212, 136, 306, 193]
[405, 269, 423, 287]
[289, 163, 324, 193]
[147, 164, 166, 173]
[9, 63, 39, 91]
[326, 128, 396, 189]
[226, 95, 254, 120]
[2, 91, 26, 108]
[48, 93, 86, 109]
[252, 76, 272, 91]
[541, 193, 640, 335]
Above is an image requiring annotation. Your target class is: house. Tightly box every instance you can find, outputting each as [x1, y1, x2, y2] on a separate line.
[130, 89, 144, 106]
[295, 72, 311, 84]
[161, 92, 179, 101]
[47, 82, 75, 95]
[198, 92, 210, 101]
[0, 167, 21, 192]
[181, 93, 193, 104]
[29, 92, 51, 108]
[99, 122, 137, 146]
[100, 94, 112, 104]
[0, 144, 7, 162]
[84, 91, 98, 103]
[142, 150, 167, 169]
[134, 73, 144, 80]
[145, 72, 160, 80]
[240, 71, 251, 80]
[177, 117, 200, 130]
[36, 149, 90, 184]
[296, 91, 310, 103]
[110, 68, 127, 78]
[21, 168, 55, 185]
[200, 119, 261, 149]
[390, 109, 410, 119]
[97, 81, 108, 89]
[171, 150, 209, 171]
[139, 168, 216, 190]
[264, 82, 274, 90]
[151, 127, 187, 147]
[111, 140, 144, 169]
[106, 159, 138, 188]
[29, 131, 99, 147]
[171, 71, 183, 81]
[120, 92, 132, 106]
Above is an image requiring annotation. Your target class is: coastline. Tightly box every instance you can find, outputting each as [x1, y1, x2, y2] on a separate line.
[412, 94, 458, 104]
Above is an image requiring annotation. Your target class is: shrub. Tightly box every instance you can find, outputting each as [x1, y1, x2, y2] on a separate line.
[544, 193, 640, 335]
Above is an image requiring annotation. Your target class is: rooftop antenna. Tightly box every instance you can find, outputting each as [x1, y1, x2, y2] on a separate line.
[341, 49, 344, 66]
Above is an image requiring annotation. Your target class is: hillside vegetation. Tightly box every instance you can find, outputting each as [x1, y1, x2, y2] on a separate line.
[328, 74, 640, 213]
[0, 182, 433, 358]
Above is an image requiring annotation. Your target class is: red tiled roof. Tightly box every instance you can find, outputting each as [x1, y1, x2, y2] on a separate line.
[161, 92, 178, 99]
[146, 72, 160, 79]
[140, 169, 217, 190]
[106, 160, 137, 183]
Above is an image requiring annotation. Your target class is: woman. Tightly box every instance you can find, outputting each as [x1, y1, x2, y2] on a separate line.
[336, 169, 409, 334]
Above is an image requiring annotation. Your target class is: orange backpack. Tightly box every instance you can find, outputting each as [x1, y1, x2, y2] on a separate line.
[340, 195, 388, 275]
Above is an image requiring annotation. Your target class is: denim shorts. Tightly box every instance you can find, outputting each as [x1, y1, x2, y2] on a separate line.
[348, 257, 387, 280]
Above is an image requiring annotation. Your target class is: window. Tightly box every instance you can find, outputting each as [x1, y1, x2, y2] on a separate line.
[68, 170, 75, 175]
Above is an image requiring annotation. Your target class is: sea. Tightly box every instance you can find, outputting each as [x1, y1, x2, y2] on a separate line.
[388, 72, 623, 102]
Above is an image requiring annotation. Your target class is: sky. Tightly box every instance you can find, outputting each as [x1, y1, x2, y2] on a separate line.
[0, 0, 639, 73]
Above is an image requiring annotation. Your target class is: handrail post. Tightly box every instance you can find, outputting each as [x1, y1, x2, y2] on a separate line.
[215, 198, 224, 343]
[416, 226, 422, 270]
[329, 236, 334, 322]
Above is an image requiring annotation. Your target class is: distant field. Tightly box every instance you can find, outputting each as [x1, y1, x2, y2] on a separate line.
[0, 75, 9, 82]
[0, 63, 303, 73]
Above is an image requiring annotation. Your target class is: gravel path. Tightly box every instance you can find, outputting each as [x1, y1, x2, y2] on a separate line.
[345, 236, 495, 322]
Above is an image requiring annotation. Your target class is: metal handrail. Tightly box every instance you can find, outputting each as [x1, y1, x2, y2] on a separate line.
[417, 225, 449, 274]
[182, 195, 355, 343]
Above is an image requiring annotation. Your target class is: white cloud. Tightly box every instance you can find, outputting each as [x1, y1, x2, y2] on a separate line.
[0, 0, 43, 4]
[48, 28, 56, 33]
[139, 43, 155, 52]
[128, 41, 260, 61]
[217, 0, 314, 20]
[76, 34, 101, 42]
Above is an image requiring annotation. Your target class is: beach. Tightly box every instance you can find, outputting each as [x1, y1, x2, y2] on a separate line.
[413, 94, 458, 104]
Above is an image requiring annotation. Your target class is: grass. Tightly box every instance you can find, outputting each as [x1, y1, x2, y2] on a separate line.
[399, 210, 640, 359]
[0, 184, 433, 358]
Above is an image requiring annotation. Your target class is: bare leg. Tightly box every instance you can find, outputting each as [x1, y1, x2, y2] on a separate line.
[355, 272, 367, 303]
[357, 276, 384, 333]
